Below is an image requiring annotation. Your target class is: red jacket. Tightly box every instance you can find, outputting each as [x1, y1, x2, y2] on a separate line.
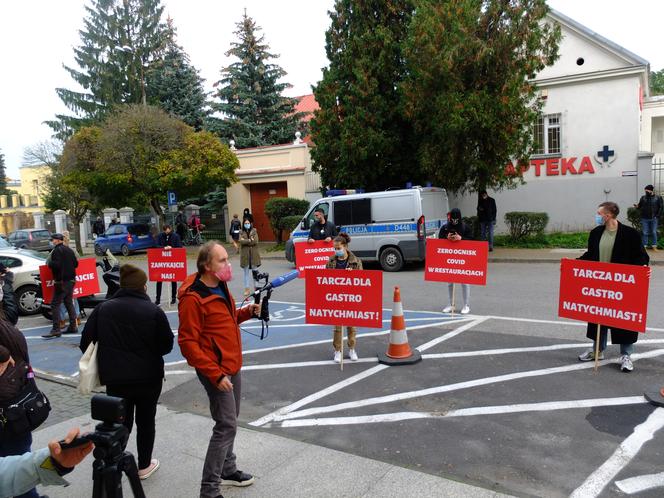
[177, 273, 253, 383]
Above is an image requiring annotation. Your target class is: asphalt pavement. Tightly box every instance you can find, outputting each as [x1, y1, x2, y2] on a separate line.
[21, 245, 664, 498]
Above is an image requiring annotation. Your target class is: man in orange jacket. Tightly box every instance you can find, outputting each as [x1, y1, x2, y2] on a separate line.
[178, 241, 260, 498]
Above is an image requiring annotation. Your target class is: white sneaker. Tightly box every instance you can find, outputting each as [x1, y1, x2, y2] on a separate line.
[620, 355, 634, 372]
[349, 349, 358, 361]
[333, 351, 341, 363]
[443, 305, 454, 313]
[460, 305, 470, 314]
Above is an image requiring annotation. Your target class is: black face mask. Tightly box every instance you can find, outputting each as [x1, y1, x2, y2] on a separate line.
[646, 191, 653, 196]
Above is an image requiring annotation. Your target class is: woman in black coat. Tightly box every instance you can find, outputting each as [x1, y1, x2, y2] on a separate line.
[80, 264, 174, 480]
[577, 201, 649, 372]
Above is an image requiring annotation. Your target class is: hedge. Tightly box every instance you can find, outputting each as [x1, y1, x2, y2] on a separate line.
[264, 197, 310, 243]
[504, 212, 549, 240]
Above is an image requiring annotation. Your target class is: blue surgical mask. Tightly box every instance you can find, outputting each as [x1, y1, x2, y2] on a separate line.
[595, 214, 605, 226]
[335, 249, 346, 258]
[244, 223, 251, 229]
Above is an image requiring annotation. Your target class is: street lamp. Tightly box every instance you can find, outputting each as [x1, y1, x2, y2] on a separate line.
[116, 45, 147, 107]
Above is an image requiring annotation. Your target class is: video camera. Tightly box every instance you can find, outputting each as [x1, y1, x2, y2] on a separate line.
[63, 395, 145, 498]
[250, 269, 300, 339]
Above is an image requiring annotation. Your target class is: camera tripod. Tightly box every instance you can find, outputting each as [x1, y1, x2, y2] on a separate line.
[89, 422, 146, 498]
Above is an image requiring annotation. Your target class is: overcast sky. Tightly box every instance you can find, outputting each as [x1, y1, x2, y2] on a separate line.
[0, 0, 662, 178]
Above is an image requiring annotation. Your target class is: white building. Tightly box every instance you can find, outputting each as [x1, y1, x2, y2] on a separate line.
[453, 9, 654, 232]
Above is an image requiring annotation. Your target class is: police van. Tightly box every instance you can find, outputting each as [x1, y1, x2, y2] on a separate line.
[285, 187, 449, 272]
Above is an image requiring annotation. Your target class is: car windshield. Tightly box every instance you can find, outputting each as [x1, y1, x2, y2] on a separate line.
[0, 237, 12, 248]
[17, 249, 47, 261]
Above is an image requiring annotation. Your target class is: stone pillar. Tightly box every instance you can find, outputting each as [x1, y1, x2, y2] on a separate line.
[637, 152, 655, 198]
[33, 211, 44, 229]
[11, 194, 19, 208]
[79, 212, 91, 248]
[54, 209, 67, 234]
[0, 196, 7, 209]
[102, 208, 117, 228]
[22, 195, 30, 207]
[119, 207, 134, 224]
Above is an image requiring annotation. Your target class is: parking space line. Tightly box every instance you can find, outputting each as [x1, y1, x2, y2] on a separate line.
[249, 318, 486, 427]
[486, 314, 664, 333]
[615, 471, 664, 494]
[277, 396, 648, 427]
[570, 407, 664, 498]
[276, 348, 664, 422]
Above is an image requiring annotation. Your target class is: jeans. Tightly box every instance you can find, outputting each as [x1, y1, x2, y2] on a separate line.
[0, 432, 39, 498]
[197, 371, 241, 498]
[641, 218, 658, 246]
[51, 280, 77, 332]
[243, 267, 254, 290]
[447, 283, 470, 307]
[106, 381, 163, 470]
[155, 281, 177, 304]
[480, 221, 495, 249]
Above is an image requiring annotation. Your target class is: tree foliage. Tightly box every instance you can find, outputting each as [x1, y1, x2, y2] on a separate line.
[651, 68, 664, 96]
[210, 11, 302, 148]
[147, 19, 209, 130]
[55, 105, 238, 226]
[46, 0, 169, 139]
[43, 127, 101, 254]
[0, 149, 9, 196]
[402, 0, 560, 193]
[310, 0, 419, 191]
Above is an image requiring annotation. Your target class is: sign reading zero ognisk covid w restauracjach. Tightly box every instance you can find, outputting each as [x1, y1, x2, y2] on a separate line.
[424, 239, 489, 285]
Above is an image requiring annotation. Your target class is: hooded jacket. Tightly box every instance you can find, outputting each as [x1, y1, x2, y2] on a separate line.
[177, 273, 254, 383]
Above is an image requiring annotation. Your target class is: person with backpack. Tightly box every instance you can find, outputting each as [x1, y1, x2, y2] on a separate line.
[229, 214, 241, 254]
[635, 184, 663, 250]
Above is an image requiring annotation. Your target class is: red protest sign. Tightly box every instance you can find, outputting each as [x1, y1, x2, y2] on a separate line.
[558, 258, 650, 333]
[294, 240, 335, 277]
[147, 248, 187, 282]
[39, 257, 100, 303]
[424, 239, 489, 285]
[305, 269, 383, 328]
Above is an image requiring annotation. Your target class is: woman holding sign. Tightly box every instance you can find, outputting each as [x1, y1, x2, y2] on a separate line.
[239, 218, 261, 297]
[577, 202, 649, 372]
[325, 233, 363, 362]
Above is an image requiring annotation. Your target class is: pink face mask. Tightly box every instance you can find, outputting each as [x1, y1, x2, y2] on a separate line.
[213, 262, 232, 282]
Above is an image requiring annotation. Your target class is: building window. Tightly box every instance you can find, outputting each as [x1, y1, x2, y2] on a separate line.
[533, 113, 561, 155]
[32, 179, 39, 195]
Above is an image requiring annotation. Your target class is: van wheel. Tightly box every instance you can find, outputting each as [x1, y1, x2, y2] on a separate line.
[16, 285, 43, 315]
[380, 247, 403, 272]
[121, 244, 130, 256]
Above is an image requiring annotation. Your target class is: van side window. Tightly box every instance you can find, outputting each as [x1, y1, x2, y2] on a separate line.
[306, 202, 329, 228]
[334, 199, 371, 226]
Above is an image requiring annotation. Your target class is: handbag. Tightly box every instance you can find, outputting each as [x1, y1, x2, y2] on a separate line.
[0, 375, 51, 437]
[78, 341, 101, 395]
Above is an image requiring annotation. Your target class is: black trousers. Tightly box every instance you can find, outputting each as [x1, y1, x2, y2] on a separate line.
[51, 280, 76, 331]
[106, 380, 163, 470]
[155, 281, 177, 303]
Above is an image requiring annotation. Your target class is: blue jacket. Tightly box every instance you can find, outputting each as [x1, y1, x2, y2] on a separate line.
[0, 447, 68, 496]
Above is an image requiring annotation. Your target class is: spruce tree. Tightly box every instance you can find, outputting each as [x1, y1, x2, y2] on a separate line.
[46, 0, 169, 140]
[210, 12, 301, 148]
[0, 149, 9, 196]
[310, 0, 419, 191]
[147, 20, 208, 130]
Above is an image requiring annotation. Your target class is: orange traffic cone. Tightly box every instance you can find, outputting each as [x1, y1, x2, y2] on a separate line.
[378, 286, 422, 366]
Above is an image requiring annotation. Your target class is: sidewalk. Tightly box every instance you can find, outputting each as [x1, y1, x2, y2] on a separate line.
[32, 405, 512, 498]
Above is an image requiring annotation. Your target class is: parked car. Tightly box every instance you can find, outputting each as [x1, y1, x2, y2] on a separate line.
[94, 223, 156, 256]
[0, 243, 48, 315]
[7, 228, 52, 251]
